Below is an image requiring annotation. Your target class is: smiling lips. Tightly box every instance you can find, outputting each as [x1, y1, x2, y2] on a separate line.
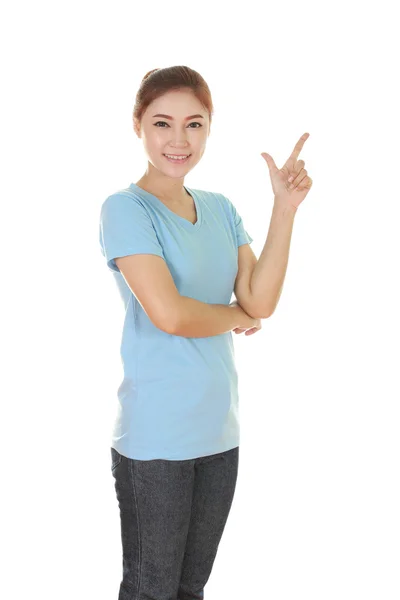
[163, 154, 191, 163]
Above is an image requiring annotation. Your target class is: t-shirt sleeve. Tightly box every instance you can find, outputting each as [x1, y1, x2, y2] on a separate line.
[221, 194, 253, 247]
[99, 193, 166, 273]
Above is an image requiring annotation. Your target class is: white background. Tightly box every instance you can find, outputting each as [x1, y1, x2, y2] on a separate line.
[2, 1, 399, 598]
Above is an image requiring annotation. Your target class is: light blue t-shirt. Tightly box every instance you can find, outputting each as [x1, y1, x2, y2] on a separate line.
[99, 182, 253, 460]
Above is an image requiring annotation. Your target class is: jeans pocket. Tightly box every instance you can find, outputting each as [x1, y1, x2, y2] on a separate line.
[111, 447, 122, 472]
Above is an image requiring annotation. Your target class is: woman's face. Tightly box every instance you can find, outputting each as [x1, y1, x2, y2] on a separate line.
[133, 89, 210, 179]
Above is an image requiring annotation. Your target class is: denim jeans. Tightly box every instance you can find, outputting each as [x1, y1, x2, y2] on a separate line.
[110, 445, 239, 600]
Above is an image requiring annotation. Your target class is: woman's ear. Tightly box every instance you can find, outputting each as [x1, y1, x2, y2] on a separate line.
[133, 118, 141, 138]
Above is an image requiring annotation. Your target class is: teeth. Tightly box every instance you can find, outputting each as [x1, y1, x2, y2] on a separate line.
[165, 154, 189, 160]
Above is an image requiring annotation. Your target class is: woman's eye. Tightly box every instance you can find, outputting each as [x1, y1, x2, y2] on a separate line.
[154, 121, 202, 128]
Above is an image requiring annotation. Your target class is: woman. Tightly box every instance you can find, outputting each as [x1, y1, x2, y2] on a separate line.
[99, 65, 312, 600]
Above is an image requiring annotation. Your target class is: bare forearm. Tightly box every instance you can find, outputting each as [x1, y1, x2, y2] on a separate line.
[172, 297, 254, 338]
[250, 201, 297, 316]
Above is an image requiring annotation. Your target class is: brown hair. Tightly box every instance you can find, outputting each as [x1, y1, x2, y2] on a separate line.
[133, 65, 214, 129]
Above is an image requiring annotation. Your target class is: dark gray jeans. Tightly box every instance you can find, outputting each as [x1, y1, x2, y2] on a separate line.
[110, 445, 239, 600]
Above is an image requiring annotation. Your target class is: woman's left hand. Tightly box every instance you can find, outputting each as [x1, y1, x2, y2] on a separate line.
[261, 132, 313, 211]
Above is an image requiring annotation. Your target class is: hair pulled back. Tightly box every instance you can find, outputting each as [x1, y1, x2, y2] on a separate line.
[133, 65, 214, 128]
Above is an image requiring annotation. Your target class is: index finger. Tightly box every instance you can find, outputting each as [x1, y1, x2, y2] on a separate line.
[288, 132, 310, 163]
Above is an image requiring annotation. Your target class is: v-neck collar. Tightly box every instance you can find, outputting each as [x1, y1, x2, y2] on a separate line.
[129, 183, 203, 231]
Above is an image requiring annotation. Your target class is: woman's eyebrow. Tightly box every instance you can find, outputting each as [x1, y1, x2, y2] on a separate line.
[152, 113, 204, 120]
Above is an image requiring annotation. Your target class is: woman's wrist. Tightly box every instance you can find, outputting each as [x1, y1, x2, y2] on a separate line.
[230, 301, 256, 328]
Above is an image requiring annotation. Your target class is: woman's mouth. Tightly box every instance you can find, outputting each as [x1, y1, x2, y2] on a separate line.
[163, 154, 191, 164]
